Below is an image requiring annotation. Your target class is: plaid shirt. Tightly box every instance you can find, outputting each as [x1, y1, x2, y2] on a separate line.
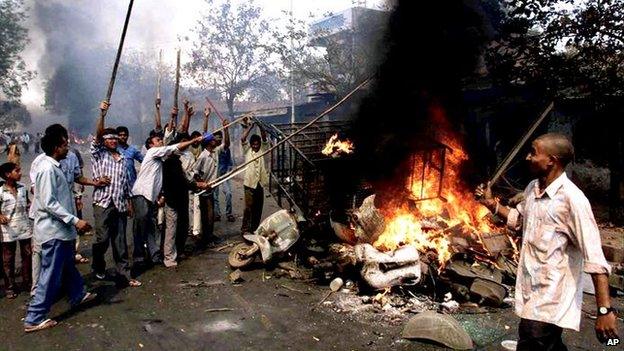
[91, 140, 130, 212]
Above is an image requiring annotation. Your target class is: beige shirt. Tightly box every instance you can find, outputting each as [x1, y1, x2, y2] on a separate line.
[242, 140, 269, 189]
[193, 146, 223, 195]
[508, 172, 611, 331]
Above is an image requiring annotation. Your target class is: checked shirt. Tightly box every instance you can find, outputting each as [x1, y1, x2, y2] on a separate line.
[91, 140, 131, 212]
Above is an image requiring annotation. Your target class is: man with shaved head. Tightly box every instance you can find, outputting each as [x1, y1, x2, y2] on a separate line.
[478, 133, 618, 350]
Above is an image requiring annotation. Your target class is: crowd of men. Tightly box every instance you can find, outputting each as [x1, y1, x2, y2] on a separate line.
[0, 95, 619, 349]
[0, 98, 269, 332]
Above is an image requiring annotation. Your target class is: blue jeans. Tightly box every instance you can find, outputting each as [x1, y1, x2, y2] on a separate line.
[213, 167, 233, 217]
[25, 239, 86, 325]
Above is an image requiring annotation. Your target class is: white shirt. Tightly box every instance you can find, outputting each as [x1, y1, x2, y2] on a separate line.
[0, 183, 32, 242]
[508, 172, 611, 330]
[132, 144, 179, 202]
[194, 146, 222, 182]
[242, 141, 269, 189]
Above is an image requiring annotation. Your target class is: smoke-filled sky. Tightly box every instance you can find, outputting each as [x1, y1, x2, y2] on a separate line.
[21, 0, 386, 113]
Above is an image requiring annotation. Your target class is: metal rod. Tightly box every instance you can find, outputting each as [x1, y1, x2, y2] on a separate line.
[104, 0, 134, 103]
[489, 101, 554, 186]
[207, 77, 372, 188]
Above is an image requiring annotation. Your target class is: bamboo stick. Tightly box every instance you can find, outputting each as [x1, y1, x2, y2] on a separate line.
[207, 77, 372, 189]
[489, 101, 554, 186]
[104, 0, 134, 104]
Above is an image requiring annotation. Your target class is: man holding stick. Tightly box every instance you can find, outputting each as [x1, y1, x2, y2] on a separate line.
[91, 101, 140, 287]
[240, 120, 268, 235]
[476, 133, 619, 350]
[132, 123, 204, 267]
[211, 107, 235, 223]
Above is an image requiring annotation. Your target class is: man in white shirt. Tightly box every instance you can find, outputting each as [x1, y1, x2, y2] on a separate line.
[240, 122, 269, 235]
[478, 133, 618, 349]
[132, 133, 203, 265]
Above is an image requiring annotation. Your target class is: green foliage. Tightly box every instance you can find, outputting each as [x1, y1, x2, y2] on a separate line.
[486, 0, 624, 99]
[186, 0, 274, 117]
[0, 0, 34, 100]
[0, 100, 31, 129]
[271, 9, 388, 99]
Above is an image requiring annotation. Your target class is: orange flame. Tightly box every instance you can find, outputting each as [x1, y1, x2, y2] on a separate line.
[373, 106, 502, 267]
[322, 133, 354, 156]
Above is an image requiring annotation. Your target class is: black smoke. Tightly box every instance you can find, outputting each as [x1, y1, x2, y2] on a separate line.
[351, 0, 491, 196]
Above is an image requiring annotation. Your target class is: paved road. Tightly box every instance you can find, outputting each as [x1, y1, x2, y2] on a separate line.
[0, 149, 621, 350]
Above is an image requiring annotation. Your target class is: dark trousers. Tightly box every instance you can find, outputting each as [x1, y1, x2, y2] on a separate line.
[198, 194, 215, 246]
[518, 319, 568, 351]
[241, 185, 264, 234]
[132, 196, 162, 263]
[25, 239, 85, 325]
[92, 205, 131, 279]
[2, 239, 32, 293]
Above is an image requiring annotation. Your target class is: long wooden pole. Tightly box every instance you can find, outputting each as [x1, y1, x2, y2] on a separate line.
[489, 101, 555, 186]
[205, 96, 227, 121]
[207, 77, 372, 188]
[104, 0, 134, 104]
[156, 49, 162, 100]
[173, 49, 181, 111]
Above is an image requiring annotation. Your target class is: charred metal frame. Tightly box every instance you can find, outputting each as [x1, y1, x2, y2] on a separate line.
[255, 118, 351, 218]
[407, 140, 449, 202]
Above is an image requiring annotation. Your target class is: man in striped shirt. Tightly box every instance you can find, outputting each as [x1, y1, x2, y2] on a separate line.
[91, 101, 140, 287]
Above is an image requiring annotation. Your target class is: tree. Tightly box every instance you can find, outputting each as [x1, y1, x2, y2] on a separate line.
[186, 0, 274, 118]
[0, 0, 34, 101]
[485, 0, 624, 99]
[484, 0, 624, 222]
[0, 100, 30, 129]
[271, 9, 388, 99]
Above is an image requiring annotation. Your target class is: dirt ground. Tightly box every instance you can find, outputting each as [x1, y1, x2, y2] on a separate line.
[0, 149, 622, 351]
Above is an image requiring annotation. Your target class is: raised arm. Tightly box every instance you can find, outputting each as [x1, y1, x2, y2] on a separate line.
[166, 106, 178, 133]
[178, 135, 204, 152]
[96, 101, 110, 140]
[222, 118, 230, 149]
[203, 106, 211, 133]
[259, 122, 267, 142]
[154, 98, 162, 131]
[178, 99, 194, 133]
[241, 119, 253, 143]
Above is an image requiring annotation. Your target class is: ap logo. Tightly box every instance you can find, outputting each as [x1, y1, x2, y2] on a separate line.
[606, 338, 620, 347]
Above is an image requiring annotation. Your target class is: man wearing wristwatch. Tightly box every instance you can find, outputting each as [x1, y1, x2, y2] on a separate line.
[477, 133, 619, 349]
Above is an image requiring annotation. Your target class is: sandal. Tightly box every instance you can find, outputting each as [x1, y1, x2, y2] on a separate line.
[75, 254, 89, 264]
[128, 279, 142, 287]
[24, 319, 58, 333]
[78, 292, 97, 306]
[6, 291, 18, 299]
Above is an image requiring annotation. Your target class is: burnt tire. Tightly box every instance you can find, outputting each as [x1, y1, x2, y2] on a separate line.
[228, 243, 257, 268]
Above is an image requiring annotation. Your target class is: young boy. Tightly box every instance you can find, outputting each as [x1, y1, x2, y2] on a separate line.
[0, 162, 32, 298]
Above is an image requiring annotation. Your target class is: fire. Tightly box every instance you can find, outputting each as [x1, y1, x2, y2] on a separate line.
[373, 106, 499, 267]
[322, 133, 354, 156]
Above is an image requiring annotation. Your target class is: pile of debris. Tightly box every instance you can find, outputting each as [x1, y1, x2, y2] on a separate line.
[313, 195, 518, 307]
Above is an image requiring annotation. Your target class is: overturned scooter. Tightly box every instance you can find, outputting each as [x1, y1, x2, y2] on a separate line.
[228, 209, 301, 269]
